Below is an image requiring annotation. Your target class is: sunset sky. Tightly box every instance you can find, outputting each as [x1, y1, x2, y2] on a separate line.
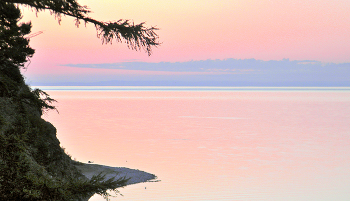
[19, 0, 350, 86]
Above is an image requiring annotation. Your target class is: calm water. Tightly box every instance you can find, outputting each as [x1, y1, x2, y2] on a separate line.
[42, 87, 350, 200]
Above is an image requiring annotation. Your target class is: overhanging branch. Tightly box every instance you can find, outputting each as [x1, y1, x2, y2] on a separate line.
[5, 0, 160, 55]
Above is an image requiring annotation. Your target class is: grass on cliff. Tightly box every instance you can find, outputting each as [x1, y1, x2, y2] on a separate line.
[0, 71, 128, 200]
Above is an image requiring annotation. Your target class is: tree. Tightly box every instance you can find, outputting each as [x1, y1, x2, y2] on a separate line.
[0, 1, 34, 85]
[5, 0, 159, 55]
[1, 0, 159, 91]
[0, 0, 159, 200]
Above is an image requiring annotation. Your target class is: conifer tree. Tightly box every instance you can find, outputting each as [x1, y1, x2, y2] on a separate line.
[4, 0, 159, 55]
[0, 1, 158, 200]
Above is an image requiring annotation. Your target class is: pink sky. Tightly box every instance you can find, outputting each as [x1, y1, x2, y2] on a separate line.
[19, 0, 350, 81]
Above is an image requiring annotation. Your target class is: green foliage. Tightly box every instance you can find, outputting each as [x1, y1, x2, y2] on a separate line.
[0, 91, 130, 200]
[1, 1, 139, 200]
[66, 172, 129, 200]
[21, 87, 58, 114]
[0, 2, 35, 69]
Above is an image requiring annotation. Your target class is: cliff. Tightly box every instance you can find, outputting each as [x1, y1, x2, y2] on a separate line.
[0, 67, 85, 199]
[0, 2, 157, 199]
[0, 68, 156, 200]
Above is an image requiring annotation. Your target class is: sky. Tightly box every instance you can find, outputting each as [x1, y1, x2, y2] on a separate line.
[19, 0, 350, 86]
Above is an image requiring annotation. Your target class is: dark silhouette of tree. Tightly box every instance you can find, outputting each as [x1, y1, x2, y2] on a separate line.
[0, 1, 159, 200]
[0, 3, 34, 66]
[0, 2, 35, 84]
[4, 0, 160, 55]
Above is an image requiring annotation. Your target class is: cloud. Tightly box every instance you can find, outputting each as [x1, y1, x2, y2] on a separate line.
[47, 59, 350, 86]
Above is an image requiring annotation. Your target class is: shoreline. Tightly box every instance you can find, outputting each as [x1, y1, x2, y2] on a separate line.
[75, 163, 157, 200]
[75, 163, 157, 185]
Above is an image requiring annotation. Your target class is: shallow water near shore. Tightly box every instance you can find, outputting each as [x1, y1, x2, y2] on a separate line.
[42, 87, 350, 200]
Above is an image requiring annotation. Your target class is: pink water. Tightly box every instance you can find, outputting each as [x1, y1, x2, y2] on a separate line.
[43, 89, 350, 200]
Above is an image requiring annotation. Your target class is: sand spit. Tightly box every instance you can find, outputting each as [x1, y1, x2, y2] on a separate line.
[75, 163, 157, 185]
[75, 163, 157, 200]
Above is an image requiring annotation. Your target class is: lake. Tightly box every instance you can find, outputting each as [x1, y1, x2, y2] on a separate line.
[42, 87, 350, 200]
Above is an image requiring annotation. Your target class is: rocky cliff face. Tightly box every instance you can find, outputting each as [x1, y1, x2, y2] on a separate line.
[0, 70, 90, 200]
[1, 2, 133, 198]
[0, 84, 82, 176]
[0, 67, 155, 200]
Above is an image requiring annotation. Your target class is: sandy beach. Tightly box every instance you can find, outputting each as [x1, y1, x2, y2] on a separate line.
[76, 163, 157, 185]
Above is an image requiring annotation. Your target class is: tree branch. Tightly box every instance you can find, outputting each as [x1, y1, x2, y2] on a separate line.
[5, 0, 160, 55]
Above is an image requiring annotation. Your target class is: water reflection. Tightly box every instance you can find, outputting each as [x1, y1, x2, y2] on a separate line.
[44, 90, 350, 200]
